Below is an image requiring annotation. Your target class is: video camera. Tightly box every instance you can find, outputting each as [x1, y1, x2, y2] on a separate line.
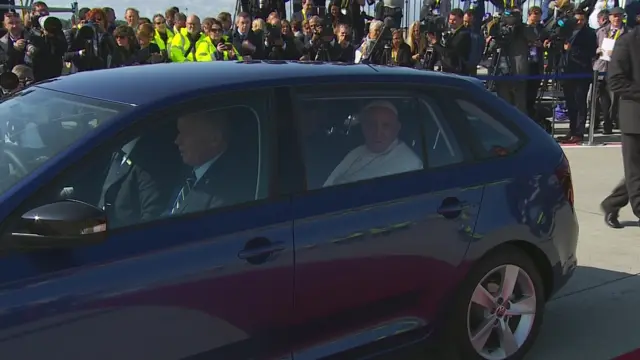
[264, 22, 284, 47]
[419, 0, 446, 34]
[543, 10, 576, 42]
[30, 15, 63, 37]
[489, 10, 523, 46]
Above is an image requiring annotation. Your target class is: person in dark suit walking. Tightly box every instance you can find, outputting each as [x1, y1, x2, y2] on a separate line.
[170, 111, 255, 215]
[600, 26, 640, 228]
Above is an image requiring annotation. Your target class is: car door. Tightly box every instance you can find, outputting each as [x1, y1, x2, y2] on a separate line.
[288, 84, 484, 358]
[0, 89, 294, 360]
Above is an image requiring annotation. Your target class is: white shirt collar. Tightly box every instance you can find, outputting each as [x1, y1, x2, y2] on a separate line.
[194, 152, 223, 182]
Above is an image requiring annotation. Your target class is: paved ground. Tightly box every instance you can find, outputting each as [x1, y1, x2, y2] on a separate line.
[524, 145, 640, 360]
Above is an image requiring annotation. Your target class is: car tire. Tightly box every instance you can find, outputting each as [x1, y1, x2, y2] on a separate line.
[441, 244, 546, 360]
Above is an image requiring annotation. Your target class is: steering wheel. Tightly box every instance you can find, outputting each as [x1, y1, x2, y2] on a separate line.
[3, 147, 29, 177]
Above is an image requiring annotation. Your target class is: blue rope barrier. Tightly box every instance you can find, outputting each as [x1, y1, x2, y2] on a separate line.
[474, 72, 607, 81]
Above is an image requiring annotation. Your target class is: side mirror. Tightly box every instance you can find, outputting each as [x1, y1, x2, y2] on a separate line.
[11, 200, 107, 250]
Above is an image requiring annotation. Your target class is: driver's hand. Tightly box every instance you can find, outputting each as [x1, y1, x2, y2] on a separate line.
[60, 187, 74, 198]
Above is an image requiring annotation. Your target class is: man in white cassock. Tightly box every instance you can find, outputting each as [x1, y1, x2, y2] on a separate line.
[323, 100, 424, 187]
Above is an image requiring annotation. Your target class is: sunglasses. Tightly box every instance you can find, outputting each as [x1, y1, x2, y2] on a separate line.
[155, 21, 164, 25]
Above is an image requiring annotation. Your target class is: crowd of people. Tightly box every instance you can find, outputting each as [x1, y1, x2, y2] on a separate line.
[0, 0, 638, 145]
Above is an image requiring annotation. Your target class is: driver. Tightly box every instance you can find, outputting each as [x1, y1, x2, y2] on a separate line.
[323, 100, 423, 187]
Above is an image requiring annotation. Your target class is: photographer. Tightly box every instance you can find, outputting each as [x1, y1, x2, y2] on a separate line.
[427, 8, 471, 75]
[525, 6, 549, 118]
[486, 8, 537, 112]
[554, 9, 597, 144]
[65, 8, 122, 72]
[0, 13, 35, 73]
[196, 19, 243, 61]
[303, 16, 336, 61]
[333, 23, 356, 62]
[265, 19, 300, 60]
[28, 15, 67, 82]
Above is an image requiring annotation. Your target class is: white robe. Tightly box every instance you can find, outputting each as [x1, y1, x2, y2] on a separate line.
[324, 140, 423, 187]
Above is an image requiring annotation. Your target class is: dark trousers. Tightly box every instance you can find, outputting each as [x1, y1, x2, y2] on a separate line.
[497, 80, 527, 114]
[595, 79, 618, 133]
[562, 78, 590, 137]
[601, 133, 640, 219]
[526, 63, 542, 119]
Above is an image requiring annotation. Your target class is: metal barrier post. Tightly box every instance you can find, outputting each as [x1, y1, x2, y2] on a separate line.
[587, 70, 600, 146]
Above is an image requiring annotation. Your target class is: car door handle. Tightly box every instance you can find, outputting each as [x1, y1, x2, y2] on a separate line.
[437, 197, 462, 219]
[238, 238, 285, 265]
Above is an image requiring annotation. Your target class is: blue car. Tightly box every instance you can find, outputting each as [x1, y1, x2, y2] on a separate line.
[0, 61, 577, 360]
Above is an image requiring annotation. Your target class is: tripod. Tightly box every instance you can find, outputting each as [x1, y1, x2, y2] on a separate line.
[382, 43, 392, 65]
[533, 48, 563, 136]
[486, 46, 510, 92]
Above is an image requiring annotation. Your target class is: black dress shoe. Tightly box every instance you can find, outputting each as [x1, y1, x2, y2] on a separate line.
[604, 212, 623, 229]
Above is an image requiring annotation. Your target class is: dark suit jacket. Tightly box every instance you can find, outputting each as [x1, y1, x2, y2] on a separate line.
[231, 30, 265, 59]
[98, 143, 171, 228]
[173, 152, 255, 215]
[563, 26, 597, 74]
[432, 27, 471, 75]
[608, 26, 640, 134]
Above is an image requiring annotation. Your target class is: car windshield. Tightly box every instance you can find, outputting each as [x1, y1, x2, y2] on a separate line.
[0, 87, 130, 194]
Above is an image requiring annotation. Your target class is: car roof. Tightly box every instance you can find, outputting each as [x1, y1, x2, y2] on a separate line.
[36, 61, 480, 105]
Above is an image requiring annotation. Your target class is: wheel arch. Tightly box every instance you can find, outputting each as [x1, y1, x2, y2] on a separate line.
[481, 240, 555, 301]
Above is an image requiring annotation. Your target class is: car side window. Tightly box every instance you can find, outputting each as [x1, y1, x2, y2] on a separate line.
[417, 95, 465, 168]
[23, 91, 272, 230]
[455, 99, 525, 157]
[296, 94, 425, 190]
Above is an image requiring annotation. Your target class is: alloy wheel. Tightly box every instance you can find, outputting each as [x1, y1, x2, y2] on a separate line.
[466, 264, 537, 360]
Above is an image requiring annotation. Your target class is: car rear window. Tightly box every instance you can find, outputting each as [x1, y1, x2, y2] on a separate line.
[455, 99, 525, 158]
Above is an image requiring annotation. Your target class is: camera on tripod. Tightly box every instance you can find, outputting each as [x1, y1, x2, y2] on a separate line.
[419, 0, 446, 34]
[489, 10, 522, 46]
[544, 10, 576, 43]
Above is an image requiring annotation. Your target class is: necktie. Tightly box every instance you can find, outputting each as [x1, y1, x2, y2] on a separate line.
[112, 150, 126, 166]
[172, 171, 197, 214]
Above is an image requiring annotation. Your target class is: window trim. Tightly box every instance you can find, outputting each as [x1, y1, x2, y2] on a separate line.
[0, 88, 284, 242]
[289, 83, 472, 193]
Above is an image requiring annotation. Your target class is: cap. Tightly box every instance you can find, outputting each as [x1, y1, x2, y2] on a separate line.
[360, 100, 398, 117]
[609, 7, 624, 15]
